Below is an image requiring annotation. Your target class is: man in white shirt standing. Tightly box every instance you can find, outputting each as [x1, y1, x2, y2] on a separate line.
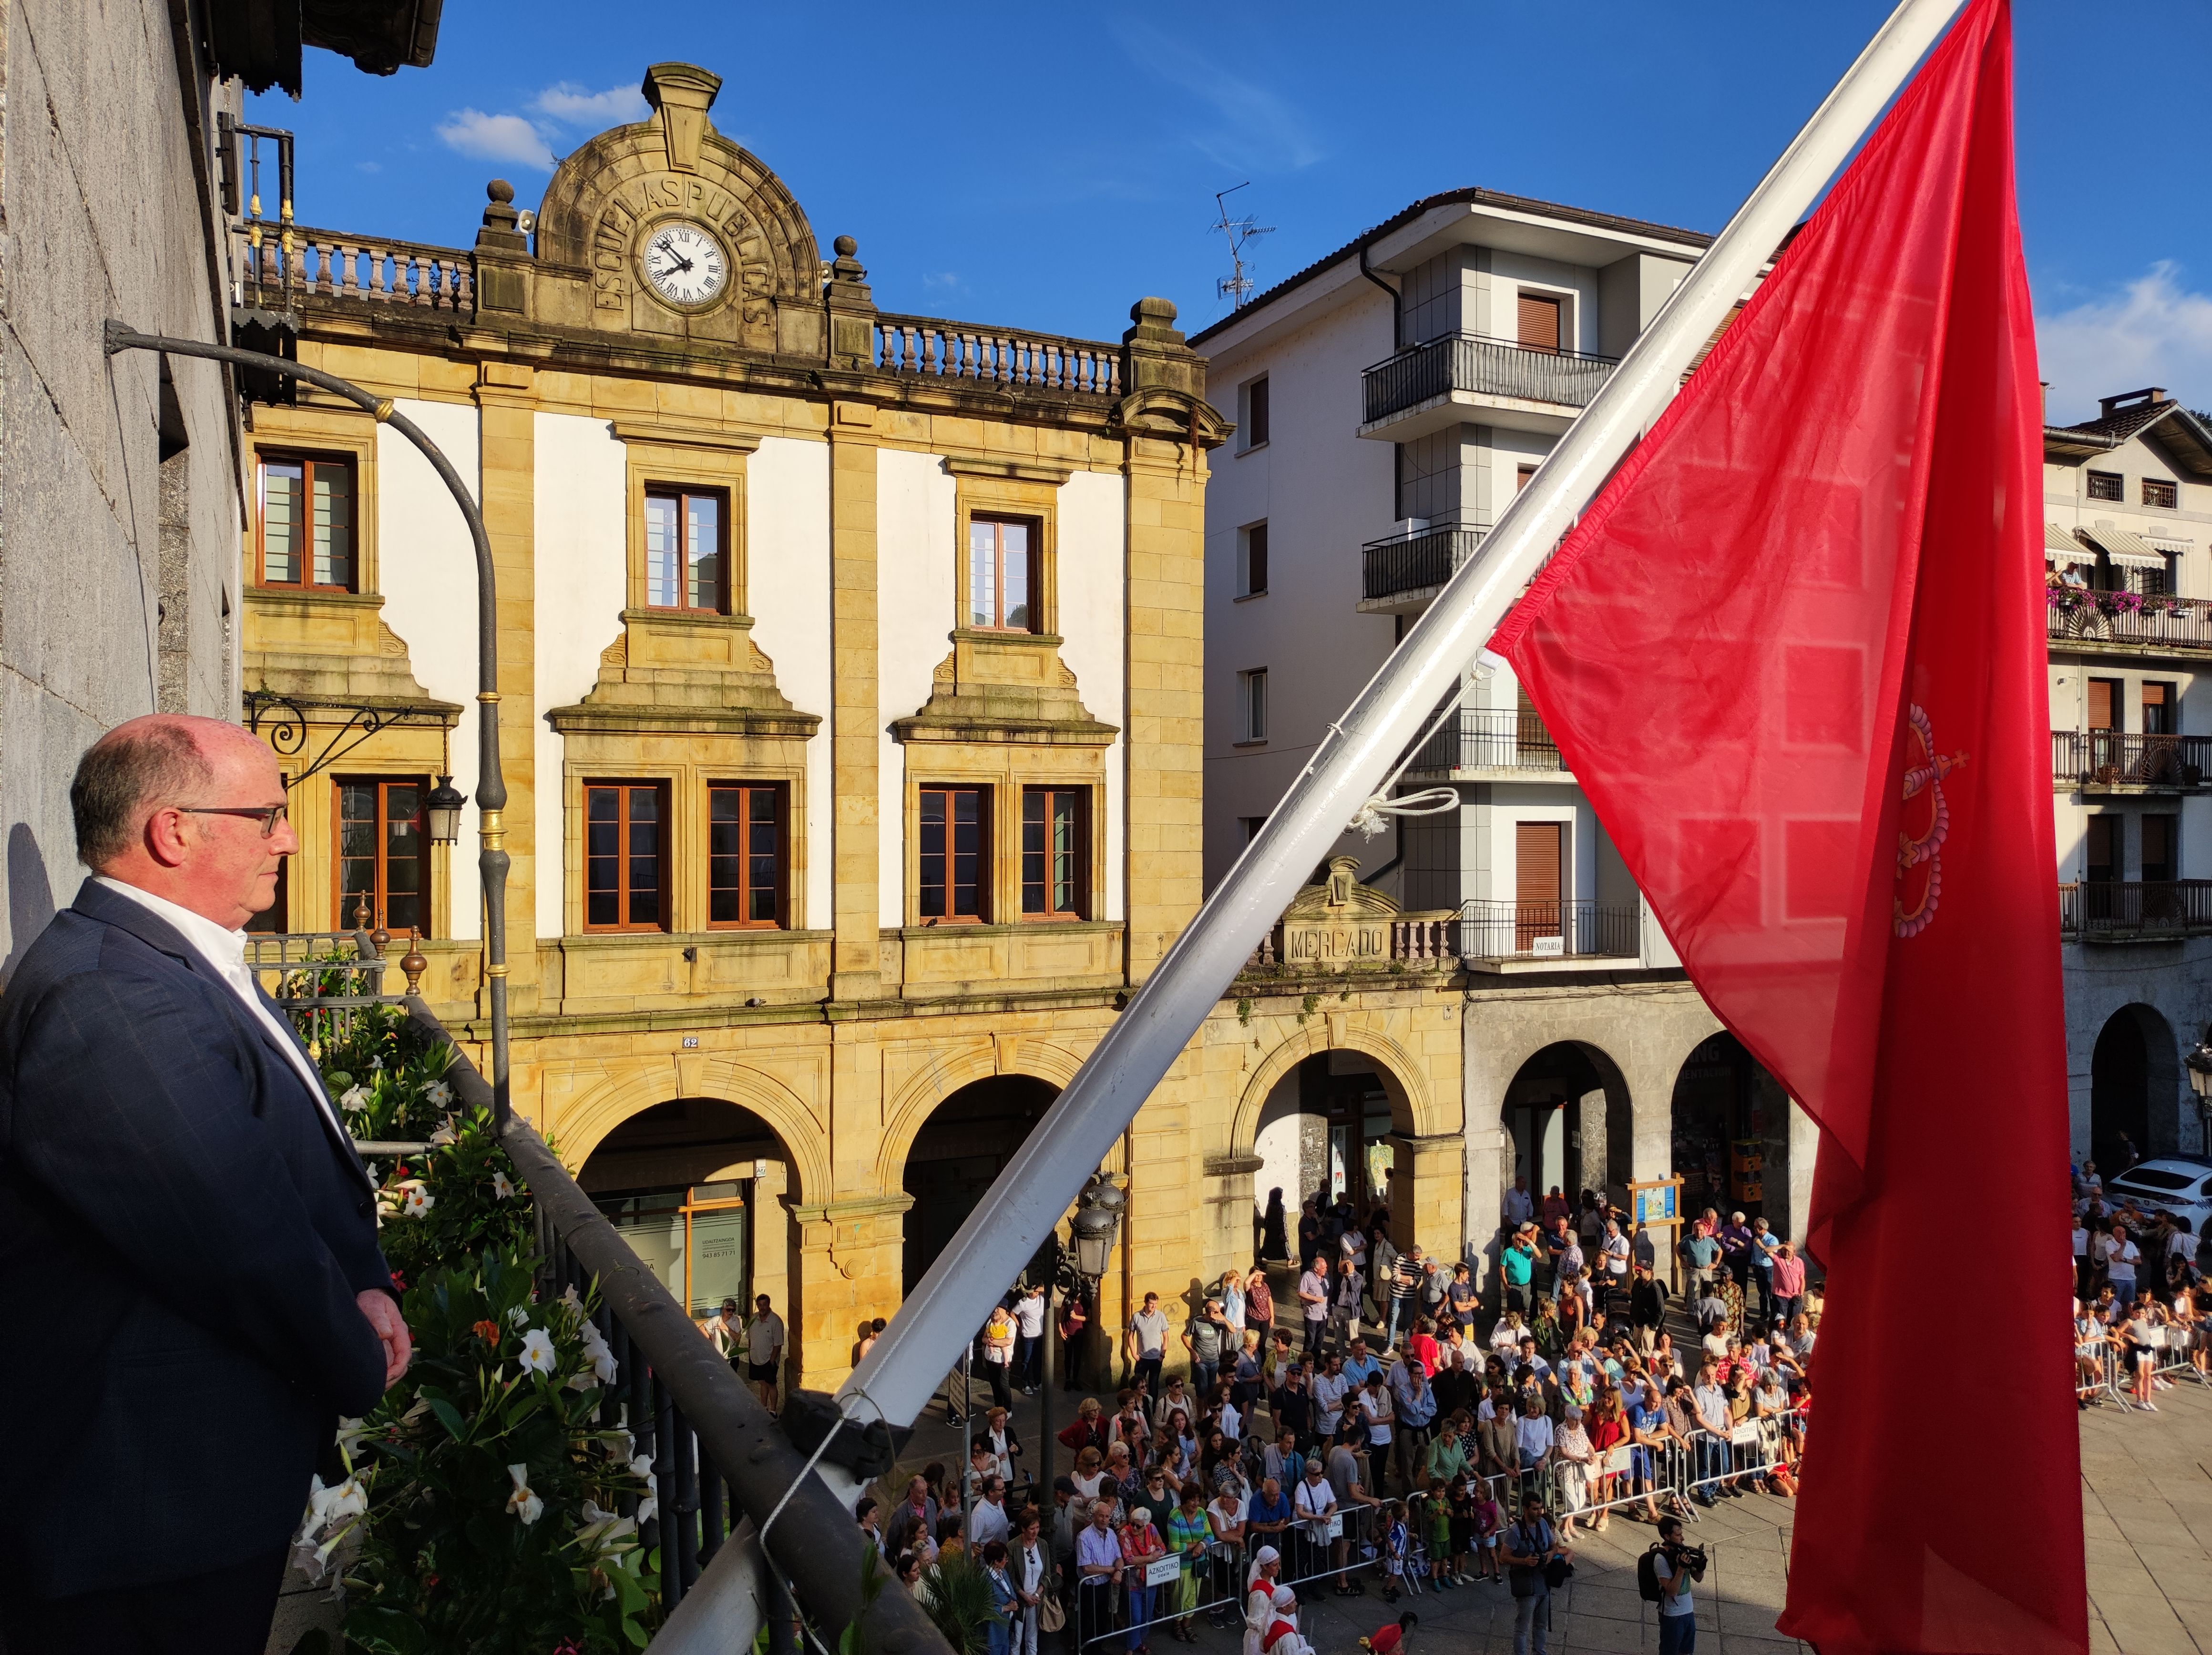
[1298, 1256, 1331, 1357]
[745, 1293, 787, 1410]
[1502, 1175, 1536, 1231]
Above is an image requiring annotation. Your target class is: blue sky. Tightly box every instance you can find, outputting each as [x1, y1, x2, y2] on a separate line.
[252, 0, 2211, 423]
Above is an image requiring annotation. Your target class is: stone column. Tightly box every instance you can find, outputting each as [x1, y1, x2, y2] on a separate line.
[1204, 1153, 1264, 1279]
[790, 1192, 910, 1389]
[1462, 1124, 1508, 1265]
[472, 362, 540, 1015]
[1784, 1098, 1820, 1250]
[828, 401, 882, 1002]
[1388, 1131, 1465, 1263]
[751, 1158, 790, 1324]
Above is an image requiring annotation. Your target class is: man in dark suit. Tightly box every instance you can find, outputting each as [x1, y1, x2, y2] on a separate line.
[0, 715, 410, 1654]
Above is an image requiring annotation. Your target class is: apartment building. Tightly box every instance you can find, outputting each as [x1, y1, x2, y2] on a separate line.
[1195, 189, 1817, 1259]
[2044, 389, 2212, 1164]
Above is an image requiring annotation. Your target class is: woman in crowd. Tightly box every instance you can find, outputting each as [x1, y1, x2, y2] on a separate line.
[983, 1541, 1017, 1655]
[1584, 1386, 1627, 1533]
[2118, 1290, 2166, 1410]
[1072, 1445, 1109, 1513]
[1120, 1502, 1168, 1654]
[1207, 1483, 1248, 1626]
[1247, 1266, 1276, 1349]
[1489, 1309, 1527, 1358]
[1062, 1396, 1111, 1457]
[1752, 1365, 1796, 1496]
[1552, 1404, 1595, 1539]
[1529, 1295, 1564, 1361]
[898, 1549, 931, 1604]
[1233, 1332, 1266, 1411]
[1625, 1379, 1671, 1524]
[1059, 1293, 1091, 1392]
[1556, 1276, 1588, 1347]
[1200, 1427, 1235, 1491]
[1164, 1483, 1211, 1641]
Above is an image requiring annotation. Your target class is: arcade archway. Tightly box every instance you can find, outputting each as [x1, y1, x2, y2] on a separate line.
[1669, 1033, 1789, 1226]
[900, 1075, 1057, 1294]
[2091, 1003, 2176, 1172]
[1498, 1042, 1631, 1215]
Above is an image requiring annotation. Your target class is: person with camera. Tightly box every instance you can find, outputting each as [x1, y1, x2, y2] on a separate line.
[1643, 1517, 1706, 1654]
[1499, 1491, 1571, 1655]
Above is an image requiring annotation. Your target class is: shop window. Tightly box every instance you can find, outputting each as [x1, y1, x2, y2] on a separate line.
[645, 487, 727, 613]
[258, 454, 356, 591]
[585, 781, 668, 931]
[336, 777, 429, 935]
[918, 786, 988, 921]
[708, 782, 784, 928]
[1021, 787, 1088, 919]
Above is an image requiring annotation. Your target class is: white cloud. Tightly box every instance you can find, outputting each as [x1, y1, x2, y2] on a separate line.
[533, 82, 650, 127]
[435, 109, 555, 170]
[1110, 20, 1322, 173]
[2038, 263, 2212, 424]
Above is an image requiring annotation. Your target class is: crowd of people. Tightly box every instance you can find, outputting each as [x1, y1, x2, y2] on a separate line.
[2069, 1157, 2212, 1411]
[859, 1183, 1822, 1655]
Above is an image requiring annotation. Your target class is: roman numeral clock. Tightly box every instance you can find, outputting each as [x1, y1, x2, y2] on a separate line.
[640, 221, 728, 308]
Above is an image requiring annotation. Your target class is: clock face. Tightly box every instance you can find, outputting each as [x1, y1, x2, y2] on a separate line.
[640, 222, 728, 307]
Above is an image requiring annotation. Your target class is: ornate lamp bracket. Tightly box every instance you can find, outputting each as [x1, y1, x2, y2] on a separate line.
[244, 689, 409, 786]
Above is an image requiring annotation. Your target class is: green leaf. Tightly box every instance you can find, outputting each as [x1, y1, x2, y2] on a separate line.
[425, 1397, 469, 1442]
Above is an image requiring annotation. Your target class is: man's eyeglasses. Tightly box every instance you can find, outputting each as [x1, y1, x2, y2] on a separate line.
[175, 802, 290, 836]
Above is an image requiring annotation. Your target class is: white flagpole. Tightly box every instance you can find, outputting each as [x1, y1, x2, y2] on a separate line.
[842, 0, 1973, 1430]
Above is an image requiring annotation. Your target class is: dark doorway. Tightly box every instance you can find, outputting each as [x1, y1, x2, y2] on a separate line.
[1669, 1034, 1787, 1226]
[1501, 1042, 1628, 1213]
[2090, 1008, 2164, 1174]
[901, 1076, 1056, 1294]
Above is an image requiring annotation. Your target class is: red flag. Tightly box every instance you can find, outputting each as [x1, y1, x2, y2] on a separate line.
[1491, 2, 2082, 1649]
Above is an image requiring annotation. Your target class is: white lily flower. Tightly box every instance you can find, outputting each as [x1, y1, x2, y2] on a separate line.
[561, 1284, 586, 1314]
[423, 1079, 454, 1108]
[574, 1500, 639, 1553]
[428, 1117, 457, 1147]
[635, 1494, 658, 1526]
[492, 1170, 516, 1200]
[334, 1418, 371, 1457]
[320, 1475, 368, 1528]
[518, 1328, 558, 1376]
[630, 1453, 655, 1488]
[508, 1306, 531, 1329]
[506, 1463, 543, 1525]
[338, 1085, 372, 1114]
[401, 1187, 435, 1219]
[578, 1323, 617, 1385]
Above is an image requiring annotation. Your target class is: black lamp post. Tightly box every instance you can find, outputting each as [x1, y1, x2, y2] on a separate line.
[1038, 1179, 1124, 1502]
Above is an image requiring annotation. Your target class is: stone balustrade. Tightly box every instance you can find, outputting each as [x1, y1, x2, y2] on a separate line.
[873, 313, 1122, 396]
[241, 226, 475, 312]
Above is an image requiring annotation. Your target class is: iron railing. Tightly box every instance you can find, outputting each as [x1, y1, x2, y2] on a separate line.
[1363, 334, 1618, 425]
[2047, 591, 2212, 653]
[1404, 708, 1566, 773]
[2059, 880, 2212, 940]
[1456, 899, 1640, 961]
[2052, 729, 2212, 789]
[1362, 525, 1490, 601]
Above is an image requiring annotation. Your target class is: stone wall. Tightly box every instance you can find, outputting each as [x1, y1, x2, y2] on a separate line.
[0, 0, 243, 977]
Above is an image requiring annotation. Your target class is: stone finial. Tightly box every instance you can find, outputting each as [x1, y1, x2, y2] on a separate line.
[825, 234, 872, 321]
[477, 179, 528, 252]
[1124, 296, 1186, 347]
[642, 63, 723, 174]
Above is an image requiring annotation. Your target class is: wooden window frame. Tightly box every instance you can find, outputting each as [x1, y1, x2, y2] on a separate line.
[707, 781, 787, 930]
[2084, 814, 2120, 883]
[2142, 681, 2177, 737]
[2142, 476, 2178, 510]
[2085, 470, 2124, 502]
[584, 780, 672, 933]
[643, 484, 732, 615]
[2087, 677, 2123, 732]
[1020, 786, 1090, 921]
[2142, 813, 2178, 883]
[256, 452, 359, 593]
[334, 776, 431, 936]
[917, 785, 991, 923]
[966, 515, 1040, 633]
[1238, 668, 1269, 744]
[1243, 376, 1271, 450]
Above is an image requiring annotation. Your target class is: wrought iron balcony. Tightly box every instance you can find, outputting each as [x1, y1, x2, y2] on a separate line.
[1456, 899, 1639, 962]
[2052, 730, 2212, 790]
[1363, 334, 1617, 427]
[1364, 525, 1490, 603]
[2059, 880, 2212, 940]
[2047, 588, 2212, 654]
[1404, 709, 1566, 774]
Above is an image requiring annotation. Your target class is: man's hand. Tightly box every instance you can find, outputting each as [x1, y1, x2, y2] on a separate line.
[358, 1290, 413, 1387]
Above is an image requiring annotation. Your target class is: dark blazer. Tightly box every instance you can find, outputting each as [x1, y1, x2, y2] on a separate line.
[0, 879, 392, 1598]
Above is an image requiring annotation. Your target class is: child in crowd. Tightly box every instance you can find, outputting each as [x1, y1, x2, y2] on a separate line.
[1424, 1485, 1455, 1590]
[1380, 1500, 1409, 1603]
[1470, 1478, 1503, 1583]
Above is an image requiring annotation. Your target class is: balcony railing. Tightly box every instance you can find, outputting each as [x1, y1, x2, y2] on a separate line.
[1364, 525, 1490, 602]
[1456, 900, 1640, 961]
[2052, 729, 2212, 789]
[1405, 709, 1566, 773]
[873, 313, 1122, 396]
[2047, 589, 2212, 653]
[1363, 335, 1617, 425]
[241, 226, 476, 313]
[2059, 880, 2212, 940]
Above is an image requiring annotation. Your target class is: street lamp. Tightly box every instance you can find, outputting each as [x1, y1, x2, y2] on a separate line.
[425, 774, 468, 845]
[1038, 1177, 1124, 1499]
[2186, 1042, 2212, 1147]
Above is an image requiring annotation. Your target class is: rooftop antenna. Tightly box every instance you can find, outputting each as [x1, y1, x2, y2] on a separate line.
[1211, 183, 1274, 309]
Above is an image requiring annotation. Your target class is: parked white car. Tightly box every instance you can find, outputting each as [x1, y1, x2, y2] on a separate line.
[2102, 1156, 2212, 1247]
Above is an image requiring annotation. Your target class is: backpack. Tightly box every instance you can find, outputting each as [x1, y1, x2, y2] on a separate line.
[1636, 1547, 1666, 1604]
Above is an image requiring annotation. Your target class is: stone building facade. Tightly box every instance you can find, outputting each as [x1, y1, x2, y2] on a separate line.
[239, 65, 1468, 1386]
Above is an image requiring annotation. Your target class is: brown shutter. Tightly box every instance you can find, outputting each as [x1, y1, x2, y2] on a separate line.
[2141, 682, 2170, 735]
[2085, 816, 2117, 881]
[2143, 815, 2175, 882]
[1516, 821, 1564, 950]
[2086, 679, 2117, 731]
[1516, 294, 1562, 354]
[1516, 463, 1538, 494]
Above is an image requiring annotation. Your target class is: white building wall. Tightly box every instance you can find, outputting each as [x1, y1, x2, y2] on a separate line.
[1055, 470, 1128, 920]
[875, 449, 957, 925]
[747, 437, 833, 932]
[530, 413, 628, 940]
[379, 400, 484, 939]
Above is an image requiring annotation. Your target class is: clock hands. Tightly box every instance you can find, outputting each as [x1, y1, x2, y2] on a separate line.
[651, 234, 697, 277]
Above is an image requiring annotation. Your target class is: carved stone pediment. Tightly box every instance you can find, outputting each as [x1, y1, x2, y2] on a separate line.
[1275, 857, 1453, 969]
[891, 631, 1118, 747]
[546, 610, 819, 738]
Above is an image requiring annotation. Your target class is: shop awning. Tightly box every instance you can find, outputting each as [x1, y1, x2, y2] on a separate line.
[2079, 521, 2171, 570]
[2044, 522, 2095, 566]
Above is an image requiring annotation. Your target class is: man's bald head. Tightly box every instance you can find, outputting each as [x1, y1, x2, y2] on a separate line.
[72, 716, 243, 868]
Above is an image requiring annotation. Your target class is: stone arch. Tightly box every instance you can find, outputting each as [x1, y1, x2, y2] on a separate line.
[1230, 1021, 1439, 1162]
[874, 1037, 1088, 1198]
[1498, 1040, 1633, 1210]
[2091, 1002, 2179, 1167]
[557, 1058, 832, 1207]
